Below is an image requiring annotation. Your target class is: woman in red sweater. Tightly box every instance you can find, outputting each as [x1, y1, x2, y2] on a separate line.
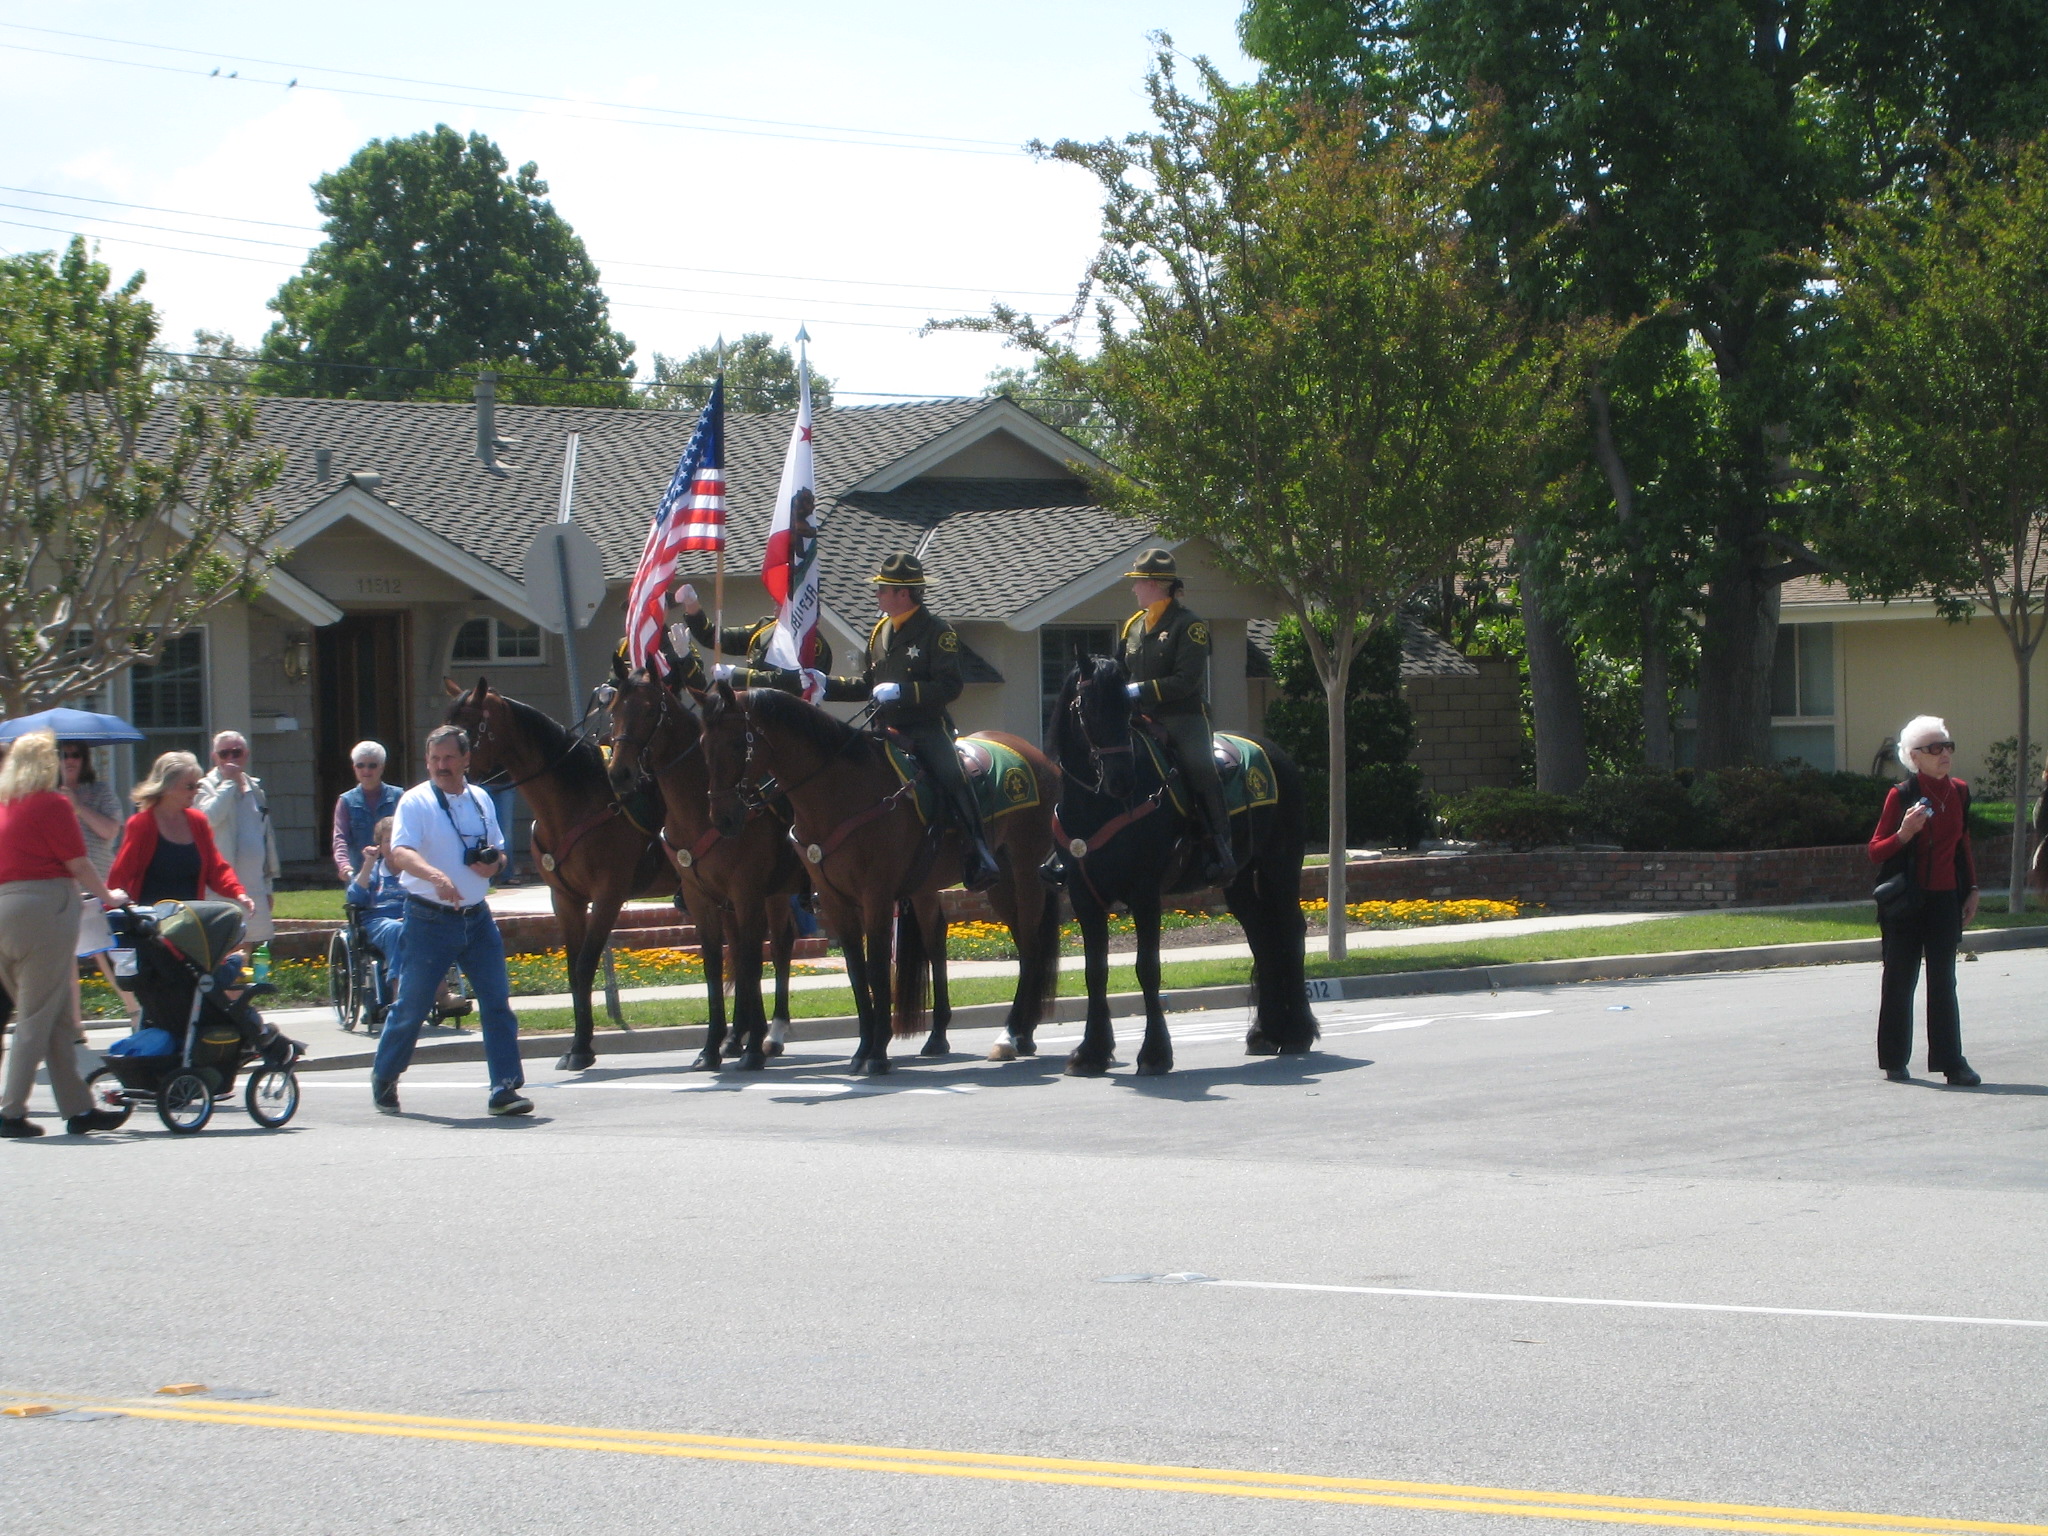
[107, 751, 253, 913]
[1867, 716, 1980, 1086]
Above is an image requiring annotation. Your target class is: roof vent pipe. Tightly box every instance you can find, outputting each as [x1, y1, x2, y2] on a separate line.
[474, 371, 518, 474]
[314, 446, 331, 481]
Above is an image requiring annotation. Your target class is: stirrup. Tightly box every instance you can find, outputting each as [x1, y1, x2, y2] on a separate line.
[1037, 851, 1066, 888]
[964, 840, 1002, 893]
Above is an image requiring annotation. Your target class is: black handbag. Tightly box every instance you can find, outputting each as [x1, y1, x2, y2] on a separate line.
[1874, 851, 1920, 924]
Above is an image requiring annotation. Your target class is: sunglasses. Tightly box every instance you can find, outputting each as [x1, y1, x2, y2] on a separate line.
[216, 747, 247, 759]
[1916, 741, 1957, 754]
[352, 760, 381, 770]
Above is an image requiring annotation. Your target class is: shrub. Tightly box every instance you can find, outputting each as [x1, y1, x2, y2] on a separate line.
[1978, 737, 2044, 801]
[1573, 770, 1715, 850]
[1436, 786, 1577, 848]
[1691, 767, 1876, 850]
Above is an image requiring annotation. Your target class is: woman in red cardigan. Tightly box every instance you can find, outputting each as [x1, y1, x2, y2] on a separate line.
[1867, 716, 1980, 1087]
[108, 751, 254, 913]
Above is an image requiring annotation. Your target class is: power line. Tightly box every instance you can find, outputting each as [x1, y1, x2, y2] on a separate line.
[0, 20, 1023, 149]
[0, 185, 1080, 301]
[0, 36, 1024, 158]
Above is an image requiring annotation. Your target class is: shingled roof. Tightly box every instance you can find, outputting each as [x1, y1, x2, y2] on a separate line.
[1245, 617, 1480, 680]
[231, 395, 1145, 636]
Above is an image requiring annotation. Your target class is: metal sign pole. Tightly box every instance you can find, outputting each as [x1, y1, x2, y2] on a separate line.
[555, 434, 584, 722]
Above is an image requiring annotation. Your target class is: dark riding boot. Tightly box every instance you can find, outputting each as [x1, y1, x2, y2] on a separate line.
[1197, 792, 1237, 887]
[950, 784, 1002, 892]
[1038, 849, 1066, 888]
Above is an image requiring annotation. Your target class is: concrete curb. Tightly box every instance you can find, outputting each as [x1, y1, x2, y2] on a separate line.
[292, 924, 2048, 1072]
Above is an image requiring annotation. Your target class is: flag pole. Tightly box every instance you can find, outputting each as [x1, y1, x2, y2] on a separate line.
[712, 342, 726, 678]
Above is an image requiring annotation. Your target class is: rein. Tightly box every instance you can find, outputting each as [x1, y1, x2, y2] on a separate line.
[466, 684, 610, 793]
[729, 693, 915, 869]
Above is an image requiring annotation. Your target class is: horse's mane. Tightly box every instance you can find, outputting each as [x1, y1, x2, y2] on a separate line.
[495, 691, 612, 794]
[745, 685, 864, 758]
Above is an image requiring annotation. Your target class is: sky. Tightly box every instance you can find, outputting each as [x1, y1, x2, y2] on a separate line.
[0, 1, 1254, 402]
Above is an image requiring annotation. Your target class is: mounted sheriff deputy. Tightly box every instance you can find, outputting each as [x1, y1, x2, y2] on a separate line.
[823, 552, 1001, 892]
[1117, 548, 1235, 885]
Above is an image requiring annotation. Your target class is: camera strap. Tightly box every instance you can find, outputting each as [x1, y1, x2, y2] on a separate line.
[432, 782, 489, 845]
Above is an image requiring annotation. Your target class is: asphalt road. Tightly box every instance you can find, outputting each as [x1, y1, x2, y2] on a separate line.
[6, 952, 2046, 1535]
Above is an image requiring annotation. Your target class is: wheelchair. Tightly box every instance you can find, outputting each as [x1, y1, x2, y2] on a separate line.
[327, 906, 473, 1034]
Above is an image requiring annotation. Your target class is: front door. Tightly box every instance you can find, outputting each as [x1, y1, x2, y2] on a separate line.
[316, 613, 411, 820]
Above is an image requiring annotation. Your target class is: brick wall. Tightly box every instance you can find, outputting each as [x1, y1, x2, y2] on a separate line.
[1405, 658, 1522, 796]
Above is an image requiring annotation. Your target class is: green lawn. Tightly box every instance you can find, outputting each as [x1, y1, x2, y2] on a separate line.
[499, 900, 2048, 1036]
[272, 888, 348, 920]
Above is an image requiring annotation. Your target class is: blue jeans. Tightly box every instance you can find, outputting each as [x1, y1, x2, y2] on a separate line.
[362, 913, 405, 1000]
[373, 900, 523, 1091]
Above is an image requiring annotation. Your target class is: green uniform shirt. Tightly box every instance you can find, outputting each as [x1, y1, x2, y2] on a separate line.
[823, 606, 964, 728]
[682, 611, 832, 692]
[1118, 599, 1211, 718]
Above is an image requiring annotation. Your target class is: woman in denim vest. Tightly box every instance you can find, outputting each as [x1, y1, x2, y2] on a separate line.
[332, 740, 403, 883]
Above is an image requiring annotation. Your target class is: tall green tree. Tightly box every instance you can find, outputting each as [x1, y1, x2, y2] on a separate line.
[1240, 0, 2048, 769]
[643, 333, 832, 415]
[256, 126, 633, 400]
[1, 242, 283, 714]
[956, 53, 1577, 956]
[1825, 137, 2048, 909]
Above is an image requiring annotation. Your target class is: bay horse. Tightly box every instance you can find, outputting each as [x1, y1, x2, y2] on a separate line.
[443, 677, 677, 1071]
[1045, 657, 1314, 1075]
[699, 682, 1061, 1075]
[603, 654, 807, 1071]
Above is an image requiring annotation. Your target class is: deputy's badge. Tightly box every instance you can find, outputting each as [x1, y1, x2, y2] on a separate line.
[539, 852, 557, 873]
[806, 843, 825, 865]
[1187, 621, 1209, 646]
[1069, 837, 1089, 858]
[938, 630, 960, 652]
[675, 848, 693, 868]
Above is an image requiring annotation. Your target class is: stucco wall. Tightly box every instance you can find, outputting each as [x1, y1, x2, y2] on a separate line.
[1821, 614, 2048, 786]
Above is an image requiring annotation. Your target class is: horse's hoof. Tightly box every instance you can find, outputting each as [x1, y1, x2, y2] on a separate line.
[987, 1040, 1017, 1062]
[919, 1036, 950, 1058]
[863, 1057, 892, 1077]
[1134, 1059, 1173, 1077]
[1013, 1037, 1038, 1058]
[766, 1037, 786, 1058]
[738, 1051, 767, 1072]
[1064, 1054, 1110, 1077]
[1244, 1032, 1282, 1056]
[688, 1049, 721, 1072]
[556, 1049, 596, 1072]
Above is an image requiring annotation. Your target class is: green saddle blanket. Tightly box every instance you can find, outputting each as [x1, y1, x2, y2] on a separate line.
[884, 734, 1042, 826]
[1139, 731, 1280, 820]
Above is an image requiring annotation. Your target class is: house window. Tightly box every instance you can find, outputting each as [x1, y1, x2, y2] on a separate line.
[1041, 625, 1116, 735]
[1671, 623, 1838, 769]
[128, 629, 208, 777]
[451, 617, 544, 666]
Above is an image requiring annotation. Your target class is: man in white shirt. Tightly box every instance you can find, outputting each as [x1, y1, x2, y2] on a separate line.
[196, 730, 280, 942]
[370, 724, 530, 1117]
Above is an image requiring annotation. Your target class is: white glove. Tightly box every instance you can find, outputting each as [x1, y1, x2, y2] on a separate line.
[665, 622, 692, 657]
[712, 663, 737, 684]
[674, 583, 701, 614]
[800, 668, 828, 699]
[872, 682, 902, 704]
[1126, 682, 1143, 700]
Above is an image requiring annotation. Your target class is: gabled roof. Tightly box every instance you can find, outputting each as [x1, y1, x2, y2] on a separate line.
[1245, 617, 1480, 680]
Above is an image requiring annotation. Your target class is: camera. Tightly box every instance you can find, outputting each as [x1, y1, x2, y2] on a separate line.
[462, 840, 504, 869]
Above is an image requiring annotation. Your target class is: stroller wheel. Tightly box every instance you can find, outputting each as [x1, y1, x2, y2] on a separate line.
[157, 1071, 214, 1135]
[245, 1066, 300, 1129]
[82, 1068, 133, 1130]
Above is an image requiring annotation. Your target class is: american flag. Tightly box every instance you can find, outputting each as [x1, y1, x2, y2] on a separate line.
[625, 379, 724, 672]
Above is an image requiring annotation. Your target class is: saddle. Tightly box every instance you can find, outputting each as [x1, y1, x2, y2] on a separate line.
[882, 731, 1040, 827]
[1134, 725, 1280, 822]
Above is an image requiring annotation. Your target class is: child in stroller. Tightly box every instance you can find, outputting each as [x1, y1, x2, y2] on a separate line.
[97, 901, 308, 1132]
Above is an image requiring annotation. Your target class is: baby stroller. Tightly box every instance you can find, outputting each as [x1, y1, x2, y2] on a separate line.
[86, 901, 302, 1135]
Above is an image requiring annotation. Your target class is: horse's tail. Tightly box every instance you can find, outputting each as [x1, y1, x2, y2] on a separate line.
[891, 898, 931, 1038]
[1025, 881, 1060, 1027]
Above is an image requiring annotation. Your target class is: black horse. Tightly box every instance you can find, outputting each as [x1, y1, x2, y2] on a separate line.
[1038, 657, 1315, 1075]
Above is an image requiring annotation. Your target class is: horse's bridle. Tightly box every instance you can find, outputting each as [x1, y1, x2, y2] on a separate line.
[1063, 689, 1135, 797]
[463, 684, 612, 793]
[607, 674, 703, 788]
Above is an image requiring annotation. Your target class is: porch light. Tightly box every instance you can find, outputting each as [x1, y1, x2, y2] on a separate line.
[281, 634, 312, 683]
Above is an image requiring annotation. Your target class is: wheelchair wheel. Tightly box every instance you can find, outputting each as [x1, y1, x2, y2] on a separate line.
[157, 1071, 213, 1135]
[245, 1067, 299, 1128]
[328, 929, 353, 1030]
[351, 938, 384, 1032]
[82, 1067, 133, 1129]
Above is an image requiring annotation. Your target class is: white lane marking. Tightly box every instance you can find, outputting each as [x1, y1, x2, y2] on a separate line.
[1180, 1277, 2048, 1330]
[298, 1080, 983, 1096]
[1359, 1007, 1554, 1033]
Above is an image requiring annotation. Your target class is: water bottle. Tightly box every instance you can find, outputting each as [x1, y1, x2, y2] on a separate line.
[252, 943, 271, 984]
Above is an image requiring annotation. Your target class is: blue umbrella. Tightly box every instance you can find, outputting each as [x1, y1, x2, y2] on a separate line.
[0, 707, 147, 745]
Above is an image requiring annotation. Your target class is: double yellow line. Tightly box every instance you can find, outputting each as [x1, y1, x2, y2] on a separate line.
[9, 1392, 2044, 1535]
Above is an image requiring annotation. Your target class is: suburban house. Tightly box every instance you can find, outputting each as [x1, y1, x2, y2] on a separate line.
[72, 391, 1520, 878]
[1721, 575, 2048, 786]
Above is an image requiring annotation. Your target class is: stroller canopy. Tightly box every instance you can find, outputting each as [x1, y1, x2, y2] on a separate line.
[153, 900, 247, 971]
